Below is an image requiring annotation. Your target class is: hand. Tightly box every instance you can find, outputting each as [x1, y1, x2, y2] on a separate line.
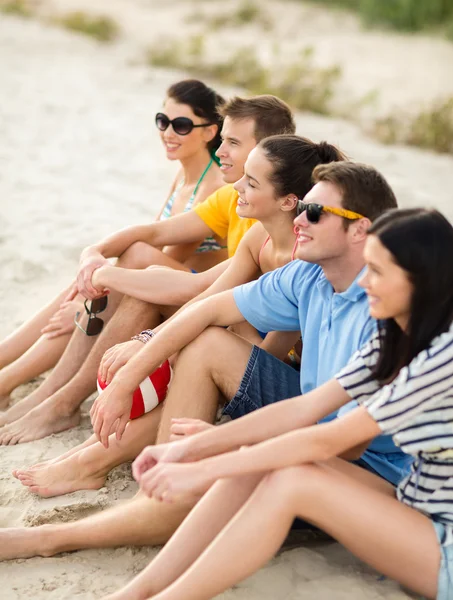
[77, 251, 110, 299]
[138, 461, 213, 503]
[90, 380, 133, 448]
[41, 299, 85, 339]
[91, 265, 110, 293]
[169, 417, 214, 442]
[132, 440, 190, 482]
[99, 340, 144, 385]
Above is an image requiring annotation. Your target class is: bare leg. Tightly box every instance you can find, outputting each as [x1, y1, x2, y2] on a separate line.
[14, 407, 163, 497]
[0, 283, 74, 370]
[0, 329, 254, 556]
[104, 475, 264, 600]
[0, 333, 70, 410]
[157, 327, 253, 442]
[142, 459, 439, 600]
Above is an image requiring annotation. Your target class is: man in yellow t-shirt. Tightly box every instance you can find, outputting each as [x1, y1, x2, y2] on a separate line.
[2, 95, 296, 445]
[194, 184, 251, 257]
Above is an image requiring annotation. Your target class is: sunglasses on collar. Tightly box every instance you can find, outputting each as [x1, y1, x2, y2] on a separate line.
[155, 112, 213, 136]
[296, 200, 365, 223]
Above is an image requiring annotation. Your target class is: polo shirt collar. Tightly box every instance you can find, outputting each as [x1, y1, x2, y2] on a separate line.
[316, 266, 367, 303]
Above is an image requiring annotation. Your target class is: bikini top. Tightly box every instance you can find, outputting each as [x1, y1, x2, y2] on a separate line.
[257, 234, 298, 270]
[160, 158, 224, 254]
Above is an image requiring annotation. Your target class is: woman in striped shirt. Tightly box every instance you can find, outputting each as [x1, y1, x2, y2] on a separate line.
[106, 207, 453, 600]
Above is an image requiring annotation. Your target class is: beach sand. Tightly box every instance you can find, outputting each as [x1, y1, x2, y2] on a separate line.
[1, 4, 453, 598]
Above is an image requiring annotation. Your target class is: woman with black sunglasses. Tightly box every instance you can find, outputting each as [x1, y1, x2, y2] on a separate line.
[99, 208, 453, 600]
[14, 134, 346, 499]
[0, 79, 227, 421]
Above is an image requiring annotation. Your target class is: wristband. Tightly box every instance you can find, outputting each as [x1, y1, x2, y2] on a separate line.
[131, 329, 156, 344]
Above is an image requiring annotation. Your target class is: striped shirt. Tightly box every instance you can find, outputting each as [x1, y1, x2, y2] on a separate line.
[336, 323, 453, 529]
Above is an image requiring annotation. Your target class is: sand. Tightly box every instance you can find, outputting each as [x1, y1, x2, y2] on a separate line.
[1, 3, 453, 598]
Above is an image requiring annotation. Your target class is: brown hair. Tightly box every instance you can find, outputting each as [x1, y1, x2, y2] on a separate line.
[312, 162, 398, 223]
[220, 95, 296, 142]
[167, 79, 225, 152]
[260, 135, 347, 201]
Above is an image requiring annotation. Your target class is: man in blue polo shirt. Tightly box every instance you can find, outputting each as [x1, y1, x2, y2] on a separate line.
[92, 161, 409, 493]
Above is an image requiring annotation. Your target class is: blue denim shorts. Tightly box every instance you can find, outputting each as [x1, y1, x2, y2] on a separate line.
[433, 520, 453, 600]
[223, 345, 301, 419]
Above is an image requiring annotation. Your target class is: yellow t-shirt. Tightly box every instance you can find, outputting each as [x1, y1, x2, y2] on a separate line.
[194, 184, 256, 257]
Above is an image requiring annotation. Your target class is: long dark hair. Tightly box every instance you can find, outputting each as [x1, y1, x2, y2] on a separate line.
[369, 208, 453, 383]
[259, 135, 347, 201]
[167, 80, 225, 153]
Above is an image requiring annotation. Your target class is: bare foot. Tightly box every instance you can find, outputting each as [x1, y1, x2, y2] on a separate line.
[0, 401, 80, 445]
[0, 525, 57, 560]
[12, 435, 98, 478]
[14, 452, 107, 497]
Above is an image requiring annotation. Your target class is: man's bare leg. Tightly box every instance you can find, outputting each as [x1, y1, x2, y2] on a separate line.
[14, 407, 163, 497]
[0, 328, 253, 555]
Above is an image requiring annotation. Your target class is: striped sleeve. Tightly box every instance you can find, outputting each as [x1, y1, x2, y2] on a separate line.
[335, 332, 381, 403]
[363, 331, 453, 439]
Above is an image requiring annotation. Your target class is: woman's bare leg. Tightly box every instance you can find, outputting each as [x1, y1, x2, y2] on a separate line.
[103, 474, 264, 600]
[0, 283, 74, 371]
[136, 459, 439, 600]
[0, 333, 71, 410]
[13, 408, 163, 497]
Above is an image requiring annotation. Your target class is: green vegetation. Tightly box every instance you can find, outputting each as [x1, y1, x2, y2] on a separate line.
[306, 0, 453, 39]
[374, 97, 453, 154]
[0, 0, 32, 17]
[186, 0, 271, 31]
[58, 11, 119, 42]
[147, 37, 340, 115]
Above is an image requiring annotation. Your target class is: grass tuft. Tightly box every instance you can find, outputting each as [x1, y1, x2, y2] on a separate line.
[0, 0, 32, 17]
[373, 98, 453, 154]
[58, 11, 119, 42]
[146, 37, 340, 115]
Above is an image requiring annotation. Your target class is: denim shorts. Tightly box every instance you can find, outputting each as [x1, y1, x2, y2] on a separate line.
[433, 520, 453, 600]
[223, 345, 301, 419]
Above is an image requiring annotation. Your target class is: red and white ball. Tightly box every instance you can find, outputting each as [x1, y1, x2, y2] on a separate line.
[97, 360, 172, 420]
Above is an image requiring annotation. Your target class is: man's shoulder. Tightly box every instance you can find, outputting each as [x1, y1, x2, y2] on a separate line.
[277, 260, 322, 284]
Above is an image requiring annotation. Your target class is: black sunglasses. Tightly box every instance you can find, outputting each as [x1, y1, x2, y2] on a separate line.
[155, 112, 213, 136]
[74, 296, 108, 337]
[296, 200, 365, 223]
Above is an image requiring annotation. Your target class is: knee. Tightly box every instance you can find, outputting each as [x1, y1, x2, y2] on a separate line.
[117, 241, 155, 269]
[261, 464, 326, 510]
[178, 327, 229, 363]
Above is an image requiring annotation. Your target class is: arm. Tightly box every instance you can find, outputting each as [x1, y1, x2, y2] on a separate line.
[181, 379, 352, 461]
[91, 290, 245, 446]
[77, 211, 213, 298]
[259, 330, 301, 361]
[92, 261, 230, 306]
[137, 404, 381, 500]
[81, 210, 212, 262]
[200, 406, 379, 478]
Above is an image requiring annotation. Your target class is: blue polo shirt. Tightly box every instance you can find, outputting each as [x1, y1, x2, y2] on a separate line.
[233, 259, 412, 485]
